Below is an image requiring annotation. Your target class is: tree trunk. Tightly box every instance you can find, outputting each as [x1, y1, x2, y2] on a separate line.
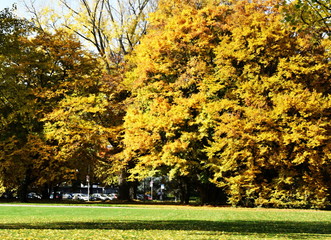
[41, 183, 50, 200]
[117, 169, 130, 201]
[18, 168, 32, 202]
[179, 177, 190, 204]
[198, 182, 227, 205]
[129, 180, 138, 200]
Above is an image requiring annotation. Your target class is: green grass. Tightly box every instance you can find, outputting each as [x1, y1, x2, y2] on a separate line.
[0, 203, 330, 240]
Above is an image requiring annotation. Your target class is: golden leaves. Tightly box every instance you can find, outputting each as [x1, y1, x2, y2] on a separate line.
[121, 0, 331, 207]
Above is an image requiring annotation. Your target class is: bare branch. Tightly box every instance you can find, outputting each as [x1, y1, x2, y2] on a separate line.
[59, 0, 80, 15]
[23, 0, 44, 31]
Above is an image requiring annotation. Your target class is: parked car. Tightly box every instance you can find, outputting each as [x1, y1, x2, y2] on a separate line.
[72, 193, 89, 201]
[108, 193, 118, 199]
[104, 194, 114, 200]
[49, 191, 63, 200]
[105, 193, 118, 200]
[105, 194, 114, 200]
[62, 193, 73, 200]
[91, 193, 108, 201]
[27, 192, 41, 199]
[136, 194, 144, 200]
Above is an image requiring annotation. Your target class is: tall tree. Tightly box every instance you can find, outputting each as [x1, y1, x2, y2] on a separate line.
[125, 0, 331, 207]
[24, 0, 157, 200]
[0, 7, 41, 201]
[0, 8, 106, 200]
[124, 0, 229, 204]
[0, 8, 55, 200]
[201, 0, 331, 208]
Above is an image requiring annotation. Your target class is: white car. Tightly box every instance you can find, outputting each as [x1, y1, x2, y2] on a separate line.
[91, 193, 108, 201]
[107, 193, 118, 200]
[72, 193, 89, 201]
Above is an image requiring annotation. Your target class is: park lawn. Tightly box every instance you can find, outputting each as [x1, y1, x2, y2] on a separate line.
[0, 204, 330, 240]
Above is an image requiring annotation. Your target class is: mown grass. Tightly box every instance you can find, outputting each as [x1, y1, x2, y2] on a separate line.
[0, 203, 330, 240]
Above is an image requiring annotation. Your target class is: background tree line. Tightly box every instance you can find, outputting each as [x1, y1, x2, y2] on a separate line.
[0, 0, 330, 208]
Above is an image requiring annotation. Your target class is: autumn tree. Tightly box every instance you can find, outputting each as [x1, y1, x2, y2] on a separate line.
[23, 0, 157, 200]
[54, 0, 155, 200]
[0, 8, 107, 200]
[0, 8, 54, 201]
[125, 0, 331, 207]
[201, 0, 331, 208]
[42, 72, 128, 196]
[124, 0, 230, 204]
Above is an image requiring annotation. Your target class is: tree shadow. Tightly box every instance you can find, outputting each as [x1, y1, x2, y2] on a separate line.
[0, 220, 330, 237]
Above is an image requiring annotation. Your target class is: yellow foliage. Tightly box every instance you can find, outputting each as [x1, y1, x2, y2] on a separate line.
[123, 0, 331, 207]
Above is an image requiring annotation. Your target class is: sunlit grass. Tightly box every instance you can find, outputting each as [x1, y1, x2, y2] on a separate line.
[0, 204, 330, 239]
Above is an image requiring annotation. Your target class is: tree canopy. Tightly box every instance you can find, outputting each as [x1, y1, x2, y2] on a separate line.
[124, 0, 331, 207]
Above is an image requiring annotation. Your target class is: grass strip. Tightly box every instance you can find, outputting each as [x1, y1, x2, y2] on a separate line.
[0, 204, 330, 239]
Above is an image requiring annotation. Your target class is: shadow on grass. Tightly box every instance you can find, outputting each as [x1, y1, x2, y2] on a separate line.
[0, 220, 330, 236]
